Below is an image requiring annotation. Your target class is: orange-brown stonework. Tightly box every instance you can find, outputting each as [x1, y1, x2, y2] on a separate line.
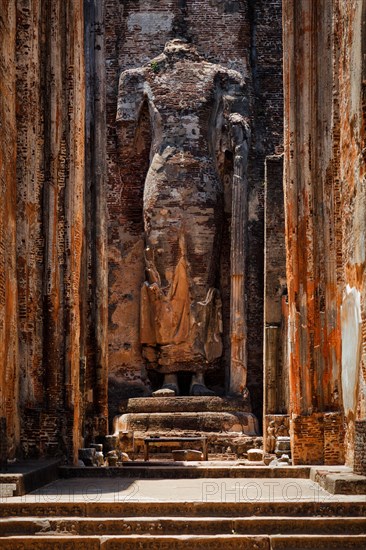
[0, 1, 284, 462]
[0, 0, 106, 463]
[6, 0, 365, 470]
[283, 0, 366, 467]
[0, 1, 19, 460]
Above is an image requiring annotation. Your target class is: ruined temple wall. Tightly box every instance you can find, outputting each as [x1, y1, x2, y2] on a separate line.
[0, 0, 284, 460]
[336, 0, 366, 468]
[16, 0, 45, 412]
[84, 0, 109, 439]
[283, 0, 366, 467]
[0, 0, 90, 463]
[105, 0, 283, 416]
[246, 0, 283, 421]
[17, 0, 87, 463]
[283, 0, 343, 464]
[0, 1, 19, 459]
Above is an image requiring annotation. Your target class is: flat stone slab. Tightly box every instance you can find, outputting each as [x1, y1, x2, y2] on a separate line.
[0, 535, 270, 550]
[0, 534, 365, 550]
[118, 396, 251, 414]
[129, 429, 262, 446]
[270, 535, 366, 550]
[248, 449, 264, 461]
[0, 459, 60, 496]
[114, 411, 258, 435]
[310, 466, 366, 495]
[0, 537, 101, 550]
[2, 516, 366, 537]
[101, 535, 269, 550]
[1, 499, 366, 520]
[324, 473, 366, 494]
[172, 450, 204, 461]
[59, 463, 311, 479]
[2, 476, 366, 508]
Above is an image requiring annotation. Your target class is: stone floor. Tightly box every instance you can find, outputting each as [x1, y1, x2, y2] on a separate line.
[2, 473, 365, 504]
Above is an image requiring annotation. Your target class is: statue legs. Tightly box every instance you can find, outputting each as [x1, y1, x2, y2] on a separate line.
[153, 373, 180, 396]
[190, 372, 215, 396]
[152, 372, 215, 396]
[141, 160, 223, 397]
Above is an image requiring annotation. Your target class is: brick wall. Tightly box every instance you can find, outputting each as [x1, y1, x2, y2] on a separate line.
[291, 414, 325, 466]
[354, 420, 366, 475]
[0, 0, 19, 460]
[291, 412, 344, 466]
[4, 0, 88, 463]
[324, 413, 345, 465]
[283, 0, 366, 466]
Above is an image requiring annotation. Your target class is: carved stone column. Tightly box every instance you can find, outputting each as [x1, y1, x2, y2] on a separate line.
[230, 138, 249, 396]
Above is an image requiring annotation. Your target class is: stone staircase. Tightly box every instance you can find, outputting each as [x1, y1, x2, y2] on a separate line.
[0, 483, 16, 498]
[1, 415, 364, 550]
[0, 499, 365, 548]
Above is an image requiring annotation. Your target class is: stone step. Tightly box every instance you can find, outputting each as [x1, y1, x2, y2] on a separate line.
[0, 534, 365, 550]
[1, 516, 366, 537]
[269, 535, 366, 550]
[0, 459, 60, 496]
[118, 396, 251, 414]
[311, 468, 366, 495]
[0, 484, 16, 498]
[1, 500, 366, 517]
[115, 411, 259, 435]
[60, 464, 310, 479]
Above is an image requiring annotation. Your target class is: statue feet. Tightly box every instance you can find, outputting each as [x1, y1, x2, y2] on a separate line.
[152, 373, 179, 397]
[189, 373, 215, 397]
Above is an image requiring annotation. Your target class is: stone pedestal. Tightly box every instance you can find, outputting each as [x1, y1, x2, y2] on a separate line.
[275, 436, 291, 458]
[113, 396, 260, 458]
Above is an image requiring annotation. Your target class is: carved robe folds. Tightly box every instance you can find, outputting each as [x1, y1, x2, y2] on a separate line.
[141, 253, 223, 371]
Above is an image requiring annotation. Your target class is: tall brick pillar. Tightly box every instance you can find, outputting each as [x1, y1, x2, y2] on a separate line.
[0, 0, 19, 460]
[282, 0, 344, 465]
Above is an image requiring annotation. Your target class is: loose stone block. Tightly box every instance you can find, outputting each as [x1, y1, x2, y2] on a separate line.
[247, 448, 264, 462]
[78, 448, 96, 467]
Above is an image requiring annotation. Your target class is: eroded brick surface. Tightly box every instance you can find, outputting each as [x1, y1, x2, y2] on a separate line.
[0, 0, 285, 461]
[354, 420, 366, 475]
[1, 0, 89, 462]
[283, 0, 366, 466]
[0, 1, 19, 460]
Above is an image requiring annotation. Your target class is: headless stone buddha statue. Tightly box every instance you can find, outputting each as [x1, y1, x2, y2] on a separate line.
[117, 39, 250, 396]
